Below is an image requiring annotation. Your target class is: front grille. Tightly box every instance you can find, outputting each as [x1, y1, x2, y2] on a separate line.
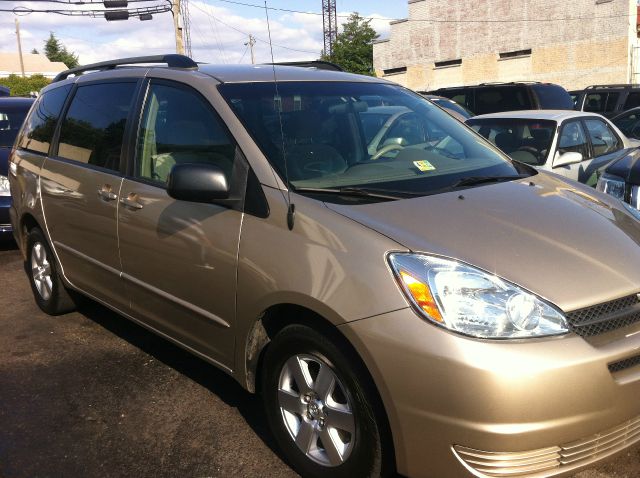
[454, 414, 640, 477]
[565, 294, 640, 337]
[608, 354, 640, 374]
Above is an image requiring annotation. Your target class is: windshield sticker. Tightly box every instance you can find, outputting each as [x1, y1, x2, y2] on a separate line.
[413, 160, 436, 172]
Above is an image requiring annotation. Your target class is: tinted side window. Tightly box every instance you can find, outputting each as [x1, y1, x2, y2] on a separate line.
[136, 83, 236, 184]
[532, 84, 573, 109]
[624, 92, 640, 109]
[604, 92, 620, 113]
[557, 120, 589, 159]
[58, 82, 137, 171]
[18, 85, 70, 154]
[613, 111, 640, 138]
[584, 118, 621, 157]
[474, 87, 532, 115]
[584, 93, 604, 112]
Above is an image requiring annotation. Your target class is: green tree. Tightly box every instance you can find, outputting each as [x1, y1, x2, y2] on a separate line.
[321, 13, 378, 76]
[44, 32, 79, 68]
[0, 74, 50, 96]
[31, 48, 39, 54]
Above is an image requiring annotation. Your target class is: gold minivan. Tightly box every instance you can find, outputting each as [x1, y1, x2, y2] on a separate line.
[9, 55, 640, 478]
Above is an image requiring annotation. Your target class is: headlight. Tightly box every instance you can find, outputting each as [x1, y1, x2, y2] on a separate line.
[388, 253, 569, 339]
[596, 173, 626, 201]
[0, 175, 10, 197]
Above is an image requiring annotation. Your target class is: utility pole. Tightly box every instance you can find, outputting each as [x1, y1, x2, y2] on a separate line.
[171, 0, 185, 55]
[245, 34, 256, 64]
[15, 19, 25, 78]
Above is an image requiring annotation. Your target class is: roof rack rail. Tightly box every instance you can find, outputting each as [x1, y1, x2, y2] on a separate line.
[267, 60, 344, 72]
[584, 84, 640, 90]
[477, 81, 542, 86]
[52, 54, 198, 82]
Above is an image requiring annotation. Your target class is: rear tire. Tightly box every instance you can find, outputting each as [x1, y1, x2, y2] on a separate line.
[25, 227, 76, 315]
[262, 324, 390, 478]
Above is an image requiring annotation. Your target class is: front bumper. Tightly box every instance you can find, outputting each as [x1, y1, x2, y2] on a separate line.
[339, 308, 640, 478]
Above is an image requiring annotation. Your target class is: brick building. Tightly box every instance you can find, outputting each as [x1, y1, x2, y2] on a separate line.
[373, 0, 640, 91]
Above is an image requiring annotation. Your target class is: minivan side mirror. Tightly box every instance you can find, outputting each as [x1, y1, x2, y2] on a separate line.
[553, 151, 583, 168]
[167, 163, 230, 203]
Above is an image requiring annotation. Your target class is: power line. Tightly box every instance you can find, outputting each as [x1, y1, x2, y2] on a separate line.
[206, 0, 638, 24]
[188, 1, 318, 54]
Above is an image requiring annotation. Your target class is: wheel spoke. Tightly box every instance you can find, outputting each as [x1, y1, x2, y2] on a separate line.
[42, 278, 52, 299]
[285, 356, 312, 394]
[295, 419, 317, 453]
[320, 427, 344, 466]
[34, 244, 43, 264]
[314, 363, 335, 400]
[325, 406, 355, 434]
[278, 389, 303, 415]
[42, 263, 51, 276]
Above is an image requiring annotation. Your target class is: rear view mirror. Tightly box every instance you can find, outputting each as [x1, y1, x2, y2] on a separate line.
[553, 151, 583, 168]
[167, 163, 229, 203]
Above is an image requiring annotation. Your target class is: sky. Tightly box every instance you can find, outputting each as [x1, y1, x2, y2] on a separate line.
[0, 0, 408, 66]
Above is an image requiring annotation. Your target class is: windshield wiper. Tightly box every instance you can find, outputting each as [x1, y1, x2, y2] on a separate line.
[294, 186, 413, 200]
[451, 174, 529, 188]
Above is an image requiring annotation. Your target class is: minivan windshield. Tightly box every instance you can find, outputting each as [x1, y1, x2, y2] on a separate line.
[219, 82, 530, 199]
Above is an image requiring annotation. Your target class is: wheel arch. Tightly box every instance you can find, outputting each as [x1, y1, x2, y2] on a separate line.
[244, 303, 397, 473]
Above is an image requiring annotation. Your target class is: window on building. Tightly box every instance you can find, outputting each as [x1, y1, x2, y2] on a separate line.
[382, 66, 407, 76]
[434, 59, 462, 68]
[58, 82, 137, 171]
[498, 49, 532, 60]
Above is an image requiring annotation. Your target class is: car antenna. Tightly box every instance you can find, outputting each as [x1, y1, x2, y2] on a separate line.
[265, 0, 295, 230]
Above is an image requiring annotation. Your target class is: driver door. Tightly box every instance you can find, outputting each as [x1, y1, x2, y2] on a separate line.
[117, 80, 244, 366]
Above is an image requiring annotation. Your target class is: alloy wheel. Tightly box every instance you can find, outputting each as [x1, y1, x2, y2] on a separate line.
[277, 353, 355, 467]
[31, 242, 53, 301]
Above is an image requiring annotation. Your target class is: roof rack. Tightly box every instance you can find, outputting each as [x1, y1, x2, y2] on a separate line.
[52, 54, 198, 82]
[477, 81, 542, 86]
[267, 60, 344, 72]
[584, 84, 640, 90]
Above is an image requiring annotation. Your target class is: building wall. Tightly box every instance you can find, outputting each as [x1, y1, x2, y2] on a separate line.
[374, 0, 637, 91]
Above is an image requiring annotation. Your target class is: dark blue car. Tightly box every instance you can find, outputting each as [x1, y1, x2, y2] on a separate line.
[1, 97, 34, 239]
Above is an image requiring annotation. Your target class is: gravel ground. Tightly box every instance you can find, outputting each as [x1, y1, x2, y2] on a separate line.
[0, 242, 638, 477]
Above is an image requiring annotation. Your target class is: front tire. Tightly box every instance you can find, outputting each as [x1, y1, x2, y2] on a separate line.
[26, 227, 76, 315]
[262, 324, 388, 478]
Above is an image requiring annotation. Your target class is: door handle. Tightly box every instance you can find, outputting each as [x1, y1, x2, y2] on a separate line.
[97, 184, 117, 201]
[119, 193, 144, 210]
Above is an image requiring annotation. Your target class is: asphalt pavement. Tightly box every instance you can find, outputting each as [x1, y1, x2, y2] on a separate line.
[0, 242, 638, 478]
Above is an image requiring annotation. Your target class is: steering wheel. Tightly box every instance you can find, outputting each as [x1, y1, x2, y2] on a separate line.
[371, 143, 405, 160]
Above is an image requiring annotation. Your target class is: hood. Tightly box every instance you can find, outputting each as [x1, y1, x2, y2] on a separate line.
[605, 146, 640, 185]
[326, 173, 640, 313]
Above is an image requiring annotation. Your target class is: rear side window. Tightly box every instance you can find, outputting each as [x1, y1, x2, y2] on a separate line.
[531, 84, 573, 110]
[584, 92, 619, 113]
[136, 83, 236, 184]
[474, 87, 532, 115]
[18, 85, 70, 154]
[57, 82, 137, 171]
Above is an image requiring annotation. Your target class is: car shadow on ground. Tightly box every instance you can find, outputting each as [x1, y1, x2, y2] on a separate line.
[0, 238, 18, 252]
[75, 298, 290, 468]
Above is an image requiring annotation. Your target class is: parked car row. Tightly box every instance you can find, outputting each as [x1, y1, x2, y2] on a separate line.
[6, 55, 640, 478]
[0, 96, 35, 237]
